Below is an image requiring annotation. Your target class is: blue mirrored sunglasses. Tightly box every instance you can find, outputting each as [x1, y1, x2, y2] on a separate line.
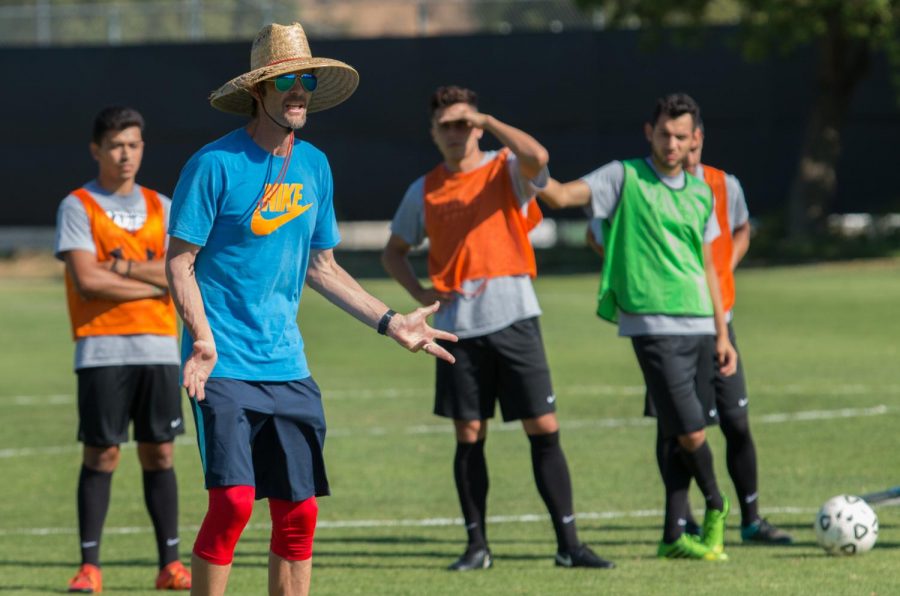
[272, 73, 318, 93]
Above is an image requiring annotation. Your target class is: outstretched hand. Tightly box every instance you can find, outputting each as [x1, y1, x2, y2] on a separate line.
[387, 301, 458, 363]
[183, 339, 217, 400]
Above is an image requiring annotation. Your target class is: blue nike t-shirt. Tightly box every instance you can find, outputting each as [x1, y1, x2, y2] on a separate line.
[169, 128, 340, 381]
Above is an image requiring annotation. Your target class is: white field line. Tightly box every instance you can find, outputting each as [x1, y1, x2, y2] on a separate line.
[0, 506, 818, 538]
[0, 405, 891, 459]
[6, 383, 900, 406]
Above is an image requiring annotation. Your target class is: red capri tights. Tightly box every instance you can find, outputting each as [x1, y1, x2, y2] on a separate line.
[193, 486, 255, 565]
[193, 487, 318, 564]
[269, 496, 318, 561]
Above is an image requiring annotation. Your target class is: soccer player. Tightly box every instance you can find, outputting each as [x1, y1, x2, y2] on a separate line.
[165, 22, 456, 596]
[663, 120, 793, 544]
[56, 106, 191, 592]
[539, 93, 735, 560]
[381, 85, 614, 571]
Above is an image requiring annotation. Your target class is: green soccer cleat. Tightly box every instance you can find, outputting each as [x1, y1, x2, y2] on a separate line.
[701, 494, 730, 554]
[657, 533, 727, 561]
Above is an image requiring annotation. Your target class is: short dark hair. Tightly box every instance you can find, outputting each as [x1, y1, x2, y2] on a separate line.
[692, 112, 706, 135]
[429, 85, 478, 117]
[92, 106, 145, 144]
[650, 93, 701, 129]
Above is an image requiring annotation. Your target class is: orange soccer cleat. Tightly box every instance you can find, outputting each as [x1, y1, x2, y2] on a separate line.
[67, 563, 102, 593]
[155, 560, 192, 590]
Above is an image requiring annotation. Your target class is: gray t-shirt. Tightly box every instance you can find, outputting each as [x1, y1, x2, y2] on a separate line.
[581, 158, 720, 337]
[55, 180, 180, 370]
[390, 150, 548, 338]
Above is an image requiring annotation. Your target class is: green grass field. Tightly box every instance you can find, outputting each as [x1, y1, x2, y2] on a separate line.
[2, 260, 899, 595]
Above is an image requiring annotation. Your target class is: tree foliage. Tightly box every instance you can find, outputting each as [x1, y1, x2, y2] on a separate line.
[577, 0, 900, 241]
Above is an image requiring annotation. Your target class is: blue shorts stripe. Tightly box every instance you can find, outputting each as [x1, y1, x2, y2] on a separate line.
[190, 396, 208, 476]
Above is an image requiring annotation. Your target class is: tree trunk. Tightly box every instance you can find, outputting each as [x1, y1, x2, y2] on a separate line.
[786, 15, 871, 242]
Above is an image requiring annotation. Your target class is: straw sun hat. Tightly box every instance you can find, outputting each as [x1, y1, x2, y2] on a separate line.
[209, 22, 359, 116]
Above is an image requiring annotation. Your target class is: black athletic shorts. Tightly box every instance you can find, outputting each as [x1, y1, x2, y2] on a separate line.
[643, 323, 748, 422]
[631, 335, 717, 439]
[712, 323, 749, 417]
[77, 364, 185, 446]
[434, 317, 556, 423]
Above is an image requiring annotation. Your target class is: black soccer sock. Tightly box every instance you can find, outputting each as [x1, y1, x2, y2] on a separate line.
[720, 411, 760, 526]
[143, 468, 180, 568]
[528, 431, 579, 553]
[453, 440, 489, 549]
[656, 433, 698, 528]
[77, 465, 113, 567]
[660, 437, 693, 543]
[678, 440, 724, 511]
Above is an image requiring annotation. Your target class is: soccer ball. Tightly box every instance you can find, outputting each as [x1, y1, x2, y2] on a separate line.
[814, 495, 878, 556]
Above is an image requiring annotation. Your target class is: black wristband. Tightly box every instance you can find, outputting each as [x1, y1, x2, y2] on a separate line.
[377, 309, 396, 335]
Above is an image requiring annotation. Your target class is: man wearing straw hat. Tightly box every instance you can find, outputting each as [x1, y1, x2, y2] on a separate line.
[166, 22, 457, 595]
[382, 85, 615, 572]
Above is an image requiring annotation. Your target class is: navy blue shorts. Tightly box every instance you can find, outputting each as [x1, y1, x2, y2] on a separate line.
[191, 377, 329, 502]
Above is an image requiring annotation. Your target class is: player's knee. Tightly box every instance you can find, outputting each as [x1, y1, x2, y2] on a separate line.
[137, 441, 174, 470]
[454, 419, 485, 443]
[193, 485, 255, 565]
[720, 410, 751, 443]
[84, 445, 121, 472]
[269, 497, 318, 561]
[677, 429, 706, 452]
[523, 413, 559, 436]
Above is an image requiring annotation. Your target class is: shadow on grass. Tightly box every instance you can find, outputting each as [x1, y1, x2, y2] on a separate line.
[767, 540, 900, 558]
[0, 558, 155, 569]
[0, 562, 170, 594]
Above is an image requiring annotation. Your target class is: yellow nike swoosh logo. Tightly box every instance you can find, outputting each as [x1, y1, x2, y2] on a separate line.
[250, 203, 312, 236]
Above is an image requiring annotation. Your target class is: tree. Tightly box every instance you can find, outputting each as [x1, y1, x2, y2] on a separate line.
[577, 0, 900, 242]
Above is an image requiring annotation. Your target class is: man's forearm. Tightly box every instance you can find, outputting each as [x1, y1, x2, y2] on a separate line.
[381, 250, 426, 305]
[166, 252, 213, 343]
[308, 250, 390, 329]
[731, 223, 751, 270]
[481, 115, 548, 179]
[704, 256, 729, 338]
[113, 258, 169, 288]
[537, 178, 590, 209]
[65, 253, 164, 302]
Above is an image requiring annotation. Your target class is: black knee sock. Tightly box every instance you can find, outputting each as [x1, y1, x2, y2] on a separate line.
[656, 434, 698, 527]
[528, 431, 579, 553]
[720, 412, 760, 526]
[77, 465, 113, 567]
[678, 440, 724, 511]
[454, 440, 488, 549]
[660, 437, 692, 543]
[143, 468, 180, 568]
